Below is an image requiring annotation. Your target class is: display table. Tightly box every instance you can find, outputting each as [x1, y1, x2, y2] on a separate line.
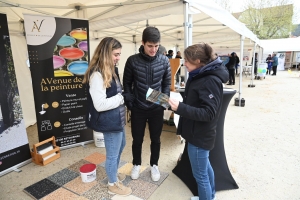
[237, 66, 252, 77]
[172, 88, 238, 195]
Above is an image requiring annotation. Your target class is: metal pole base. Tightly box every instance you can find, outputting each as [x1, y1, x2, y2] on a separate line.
[234, 98, 245, 107]
[13, 168, 22, 173]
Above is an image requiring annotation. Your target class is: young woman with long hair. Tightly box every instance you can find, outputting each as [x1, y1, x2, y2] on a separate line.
[83, 37, 132, 196]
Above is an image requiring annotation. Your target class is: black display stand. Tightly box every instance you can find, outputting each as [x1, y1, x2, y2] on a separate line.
[172, 88, 238, 196]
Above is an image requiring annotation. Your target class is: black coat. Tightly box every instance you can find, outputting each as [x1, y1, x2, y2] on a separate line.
[176, 58, 229, 150]
[236, 56, 240, 65]
[123, 45, 171, 110]
[225, 56, 236, 69]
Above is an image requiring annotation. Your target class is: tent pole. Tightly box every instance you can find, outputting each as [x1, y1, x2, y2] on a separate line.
[238, 35, 245, 106]
[184, 1, 189, 81]
[250, 43, 257, 86]
[290, 51, 294, 69]
[184, 2, 189, 50]
[132, 35, 137, 54]
[188, 14, 193, 46]
[260, 46, 263, 64]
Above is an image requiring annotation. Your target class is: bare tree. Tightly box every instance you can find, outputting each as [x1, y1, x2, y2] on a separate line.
[214, 0, 232, 12]
[239, 0, 295, 39]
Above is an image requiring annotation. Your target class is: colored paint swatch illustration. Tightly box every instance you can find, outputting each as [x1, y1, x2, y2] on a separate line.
[54, 28, 89, 77]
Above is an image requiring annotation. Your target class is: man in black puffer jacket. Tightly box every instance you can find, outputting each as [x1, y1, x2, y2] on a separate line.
[123, 26, 171, 182]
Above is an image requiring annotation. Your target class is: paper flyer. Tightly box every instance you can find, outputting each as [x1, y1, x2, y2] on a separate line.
[146, 88, 170, 109]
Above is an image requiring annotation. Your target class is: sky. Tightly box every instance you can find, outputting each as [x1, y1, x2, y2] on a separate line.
[228, 0, 300, 24]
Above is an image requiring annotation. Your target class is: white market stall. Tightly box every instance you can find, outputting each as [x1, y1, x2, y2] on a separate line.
[0, 0, 259, 126]
[260, 37, 300, 70]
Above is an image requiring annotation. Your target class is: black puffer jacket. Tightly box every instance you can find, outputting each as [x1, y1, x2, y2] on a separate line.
[123, 45, 171, 110]
[176, 58, 229, 150]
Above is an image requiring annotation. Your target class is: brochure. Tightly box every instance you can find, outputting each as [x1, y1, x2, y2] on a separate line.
[146, 88, 170, 109]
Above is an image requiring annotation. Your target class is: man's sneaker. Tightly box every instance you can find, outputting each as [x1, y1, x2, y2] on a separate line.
[151, 165, 160, 181]
[131, 165, 141, 179]
[117, 173, 126, 182]
[108, 182, 132, 196]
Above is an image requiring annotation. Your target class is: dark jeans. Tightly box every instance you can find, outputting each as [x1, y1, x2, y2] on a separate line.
[176, 72, 180, 83]
[272, 66, 277, 75]
[235, 65, 239, 75]
[228, 69, 235, 84]
[131, 106, 164, 166]
[176, 67, 182, 83]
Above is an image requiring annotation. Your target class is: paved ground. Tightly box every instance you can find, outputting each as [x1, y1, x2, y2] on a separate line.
[0, 70, 300, 200]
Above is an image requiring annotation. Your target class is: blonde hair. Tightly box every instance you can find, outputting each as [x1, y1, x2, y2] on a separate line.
[184, 43, 216, 67]
[83, 37, 122, 88]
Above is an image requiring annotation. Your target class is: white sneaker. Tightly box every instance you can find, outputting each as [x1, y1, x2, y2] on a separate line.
[191, 195, 215, 200]
[151, 165, 160, 181]
[131, 165, 140, 179]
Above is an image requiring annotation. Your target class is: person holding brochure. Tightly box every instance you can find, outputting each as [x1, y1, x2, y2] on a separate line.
[83, 37, 132, 196]
[123, 26, 171, 182]
[168, 43, 228, 200]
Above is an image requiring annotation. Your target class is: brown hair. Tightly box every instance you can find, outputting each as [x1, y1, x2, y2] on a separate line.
[82, 37, 122, 88]
[184, 43, 216, 67]
[142, 26, 160, 43]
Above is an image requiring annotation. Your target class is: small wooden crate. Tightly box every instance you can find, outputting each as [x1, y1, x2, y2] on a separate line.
[31, 136, 60, 166]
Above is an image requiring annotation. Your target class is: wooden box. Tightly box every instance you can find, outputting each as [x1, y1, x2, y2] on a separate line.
[30, 136, 60, 166]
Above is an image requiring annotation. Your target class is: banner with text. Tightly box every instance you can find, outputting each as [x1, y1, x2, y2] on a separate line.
[0, 13, 31, 175]
[23, 14, 92, 147]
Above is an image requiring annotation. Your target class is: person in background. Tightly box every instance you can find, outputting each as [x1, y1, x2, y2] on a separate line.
[166, 49, 174, 59]
[123, 27, 171, 182]
[175, 51, 182, 84]
[83, 37, 132, 196]
[222, 54, 230, 66]
[252, 53, 258, 76]
[168, 43, 228, 200]
[271, 53, 278, 76]
[234, 53, 240, 75]
[266, 54, 272, 75]
[175, 51, 182, 59]
[225, 52, 236, 85]
[158, 45, 167, 56]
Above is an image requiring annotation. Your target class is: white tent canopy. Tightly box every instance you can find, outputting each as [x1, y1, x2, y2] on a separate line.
[0, 0, 260, 126]
[1, 0, 259, 50]
[260, 37, 300, 52]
